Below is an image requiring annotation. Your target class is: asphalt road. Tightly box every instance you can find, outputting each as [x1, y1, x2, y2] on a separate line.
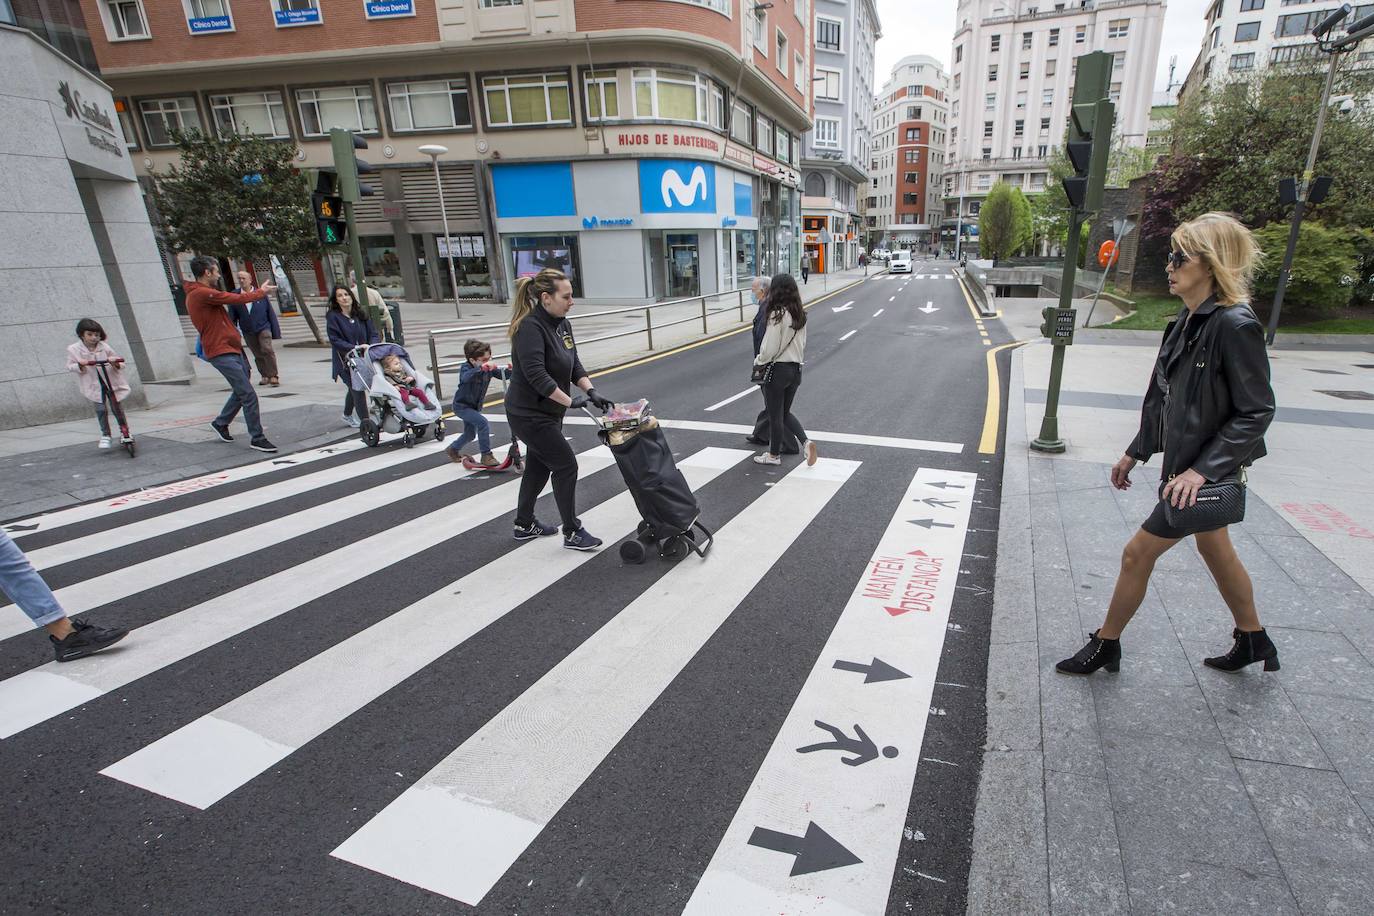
[0, 261, 1015, 915]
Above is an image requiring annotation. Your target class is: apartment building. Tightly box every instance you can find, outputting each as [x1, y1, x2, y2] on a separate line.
[800, 0, 879, 273]
[945, 0, 1165, 237]
[869, 54, 950, 252]
[78, 0, 812, 303]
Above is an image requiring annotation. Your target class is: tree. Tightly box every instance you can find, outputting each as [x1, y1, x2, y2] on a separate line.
[1253, 221, 1374, 313]
[1011, 187, 1034, 256]
[152, 129, 324, 343]
[979, 182, 1017, 261]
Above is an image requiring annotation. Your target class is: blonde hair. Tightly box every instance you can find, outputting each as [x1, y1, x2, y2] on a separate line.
[508, 268, 569, 339]
[1170, 212, 1262, 306]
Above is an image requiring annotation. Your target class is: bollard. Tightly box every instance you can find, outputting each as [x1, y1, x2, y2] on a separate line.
[645, 309, 655, 350]
[428, 333, 442, 401]
[700, 296, 708, 335]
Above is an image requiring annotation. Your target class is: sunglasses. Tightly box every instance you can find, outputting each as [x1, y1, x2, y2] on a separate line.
[1166, 250, 1192, 270]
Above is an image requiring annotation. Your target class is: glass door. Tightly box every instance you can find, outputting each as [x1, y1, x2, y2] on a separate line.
[666, 233, 699, 298]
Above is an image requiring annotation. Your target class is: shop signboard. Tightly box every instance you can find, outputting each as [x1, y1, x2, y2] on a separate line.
[274, 4, 322, 27]
[365, 0, 415, 17]
[188, 14, 233, 33]
[639, 160, 716, 214]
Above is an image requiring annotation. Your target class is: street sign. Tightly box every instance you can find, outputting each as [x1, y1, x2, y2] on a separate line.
[1051, 307, 1076, 345]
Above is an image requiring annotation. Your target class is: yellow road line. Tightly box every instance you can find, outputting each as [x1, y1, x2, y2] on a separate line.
[980, 341, 1028, 454]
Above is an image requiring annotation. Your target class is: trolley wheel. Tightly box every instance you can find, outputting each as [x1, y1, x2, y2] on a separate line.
[434, 421, 446, 442]
[403, 428, 416, 448]
[123, 438, 136, 458]
[660, 536, 687, 560]
[360, 419, 381, 447]
[636, 520, 659, 544]
[619, 540, 647, 565]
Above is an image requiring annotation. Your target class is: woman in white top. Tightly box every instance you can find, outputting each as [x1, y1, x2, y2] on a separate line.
[752, 273, 818, 467]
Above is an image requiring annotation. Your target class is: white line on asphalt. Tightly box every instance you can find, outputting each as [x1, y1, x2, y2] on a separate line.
[101, 448, 750, 809]
[330, 458, 860, 905]
[704, 387, 760, 412]
[839, 330, 858, 341]
[873, 309, 884, 317]
[889, 296, 896, 302]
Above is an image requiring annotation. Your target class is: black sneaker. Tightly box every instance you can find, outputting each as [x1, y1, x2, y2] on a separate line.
[250, 437, 279, 453]
[51, 617, 129, 662]
[563, 527, 603, 551]
[745, 435, 768, 446]
[210, 422, 233, 443]
[513, 519, 558, 541]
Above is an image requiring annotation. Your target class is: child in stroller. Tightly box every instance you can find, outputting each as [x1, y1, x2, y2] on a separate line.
[348, 343, 446, 448]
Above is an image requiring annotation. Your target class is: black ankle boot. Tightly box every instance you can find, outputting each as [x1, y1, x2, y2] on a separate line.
[1056, 630, 1121, 675]
[1204, 627, 1280, 672]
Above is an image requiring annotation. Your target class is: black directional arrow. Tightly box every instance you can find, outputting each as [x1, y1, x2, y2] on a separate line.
[908, 519, 955, 529]
[918, 497, 959, 509]
[4, 523, 39, 533]
[833, 657, 911, 683]
[271, 460, 297, 465]
[927, 481, 966, 489]
[747, 822, 863, 876]
[797, 720, 898, 767]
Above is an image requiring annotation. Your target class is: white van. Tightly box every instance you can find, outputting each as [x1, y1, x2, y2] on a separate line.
[889, 250, 912, 273]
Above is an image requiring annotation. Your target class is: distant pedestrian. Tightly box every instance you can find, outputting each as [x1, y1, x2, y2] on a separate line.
[349, 271, 395, 342]
[1, 529, 128, 662]
[231, 270, 282, 387]
[752, 273, 816, 467]
[504, 267, 613, 551]
[745, 276, 797, 454]
[184, 255, 279, 453]
[1057, 213, 1277, 676]
[326, 285, 380, 429]
[65, 318, 129, 451]
[800, 258, 810, 284]
[858, 252, 867, 268]
[446, 338, 512, 467]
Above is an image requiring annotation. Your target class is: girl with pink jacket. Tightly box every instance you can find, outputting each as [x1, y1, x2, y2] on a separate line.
[65, 319, 130, 450]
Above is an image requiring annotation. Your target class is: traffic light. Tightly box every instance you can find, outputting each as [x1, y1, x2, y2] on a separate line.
[312, 172, 346, 246]
[1062, 52, 1114, 213]
[329, 128, 375, 203]
[1040, 305, 1055, 338]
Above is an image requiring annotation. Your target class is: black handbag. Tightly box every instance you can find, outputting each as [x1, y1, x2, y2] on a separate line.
[751, 326, 796, 385]
[1160, 472, 1246, 529]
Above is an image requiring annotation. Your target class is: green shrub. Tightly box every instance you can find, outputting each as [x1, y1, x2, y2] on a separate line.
[1252, 221, 1374, 313]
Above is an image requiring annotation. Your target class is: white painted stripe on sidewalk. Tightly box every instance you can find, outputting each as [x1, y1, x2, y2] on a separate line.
[102, 447, 749, 809]
[839, 330, 857, 341]
[873, 309, 884, 317]
[685, 466, 978, 914]
[0, 448, 615, 740]
[704, 387, 760, 412]
[2, 439, 369, 539]
[1, 451, 478, 642]
[330, 458, 860, 905]
[24, 441, 445, 571]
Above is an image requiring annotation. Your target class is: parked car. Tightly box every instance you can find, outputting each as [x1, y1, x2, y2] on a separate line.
[889, 250, 913, 273]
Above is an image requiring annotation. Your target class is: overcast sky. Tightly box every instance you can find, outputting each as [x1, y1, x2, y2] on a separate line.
[873, 0, 1213, 93]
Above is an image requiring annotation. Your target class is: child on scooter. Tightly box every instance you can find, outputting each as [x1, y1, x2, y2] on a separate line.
[65, 318, 129, 450]
[446, 338, 512, 467]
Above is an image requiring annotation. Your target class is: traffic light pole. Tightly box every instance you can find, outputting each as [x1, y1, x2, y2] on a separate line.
[342, 199, 379, 328]
[1031, 207, 1083, 453]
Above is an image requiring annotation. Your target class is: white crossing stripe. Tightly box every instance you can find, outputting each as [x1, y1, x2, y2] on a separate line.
[0, 448, 616, 740]
[704, 387, 760, 412]
[330, 458, 860, 905]
[873, 309, 884, 317]
[685, 466, 978, 914]
[101, 448, 749, 809]
[839, 330, 857, 341]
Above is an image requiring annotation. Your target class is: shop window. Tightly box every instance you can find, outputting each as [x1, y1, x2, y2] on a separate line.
[139, 96, 200, 147]
[295, 85, 379, 136]
[387, 79, 473, 131]
[429, 234, 492, 299]
[483, 72, 572, 127]
[510, 236, 581, 296]
[104, 0, 149, 39]
[210, 91, 290, 139]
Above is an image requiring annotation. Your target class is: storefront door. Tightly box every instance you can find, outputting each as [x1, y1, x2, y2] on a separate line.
[665, 233, 699, 298]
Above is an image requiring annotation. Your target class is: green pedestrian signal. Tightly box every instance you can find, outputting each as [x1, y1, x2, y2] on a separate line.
[311, 175, 347, 246]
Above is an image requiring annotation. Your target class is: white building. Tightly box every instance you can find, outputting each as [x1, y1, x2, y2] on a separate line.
[870, 55, 950, 251]
[945, 0, 1166, 235]
[802, 0, 881, 273]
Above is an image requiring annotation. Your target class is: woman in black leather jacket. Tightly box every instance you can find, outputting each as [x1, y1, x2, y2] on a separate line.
[1057, 213, 1278, 676]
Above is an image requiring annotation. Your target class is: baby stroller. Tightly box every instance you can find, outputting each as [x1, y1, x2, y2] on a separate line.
[348, 343, 446, 449]
[586, 400, 713, 562]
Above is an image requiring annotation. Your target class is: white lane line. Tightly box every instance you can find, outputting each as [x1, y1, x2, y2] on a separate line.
[2, 452, 476, 642]
[839, 330, 858, 341]
[23, 441, 445, 572]
[685, 466, 978, 914]
[705, 387, 760, 412]
[3, 439, 369, 540]
[873, 309, 884, 317]
[0, 448, 616, 740]
[102, 447, 751, 810]
[330, 458, 860, 905]
[889, 296, 896, 302]
[486, 416, 963, 455]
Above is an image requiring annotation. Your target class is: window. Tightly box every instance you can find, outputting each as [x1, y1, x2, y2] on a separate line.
[1019, 62, 1030, 80]
[751, 7, 767, 51]
[1230, 52, 1256, 70]
[273, 0, 320, 24]
[731, 100, 753, 144]
[385, 79, 473, 131]
[1037, 145, 1048, 158]
[481, 0, 523, 5]
[953, 73, 961, 90]
[632, 69, 722, 127]
[1211, 27, 1220, 49]
[105, 0, 148, 38]
[1049, 27, 1059, 46]
[990, 33, 1001, 52]
[296, 85, 379, 135]
[816, 17, 841, 51]
[1107, 19, 1129, 39]
[905, 149, 918, 163]
[138, 97, 199, 146]
[905, 127, 921, 141]
[776, 30, 788, 75]
[1075, 25, 1086, 43]
[1014, 119, 1024, 137]
[1045, 59, 1057, 77]
[813, 117, 839, 148]
[1016, 90, 1027, 108]
[813, 68, 842, 103]
[756, 114, 773, 154]
[664, 0, 728, 10]
[1278, 10, 1336, 36]
[114, 99, 139, 149]
[776, 124, 788, 160]
[983, 120, 993, 139]
[1109, 82, 1121, 102]
[794, 53, 804, 92]
[582, 71, 619, 122]
[210, 91, 290, 138]
[1241, 0, 1264, 9]
[907, 105, 921, 118]
[955, 44, 963, 63]
[188, 0, 229, 17]
[1236, 21, 1261, 41]
[1040, 116, 1051, 133]
[988, 64, 998, 81]
[1042, 89, 1054, 106]
[985, 92, 996, 110]
[1022, 31, 1032, 49]
[1113, 51, 1125, 72]
[904, 171, 917, 183]
[1271, 43, 1322, 63]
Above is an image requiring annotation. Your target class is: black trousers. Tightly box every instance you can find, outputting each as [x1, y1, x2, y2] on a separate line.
[342, 383, 367, 419]
[751, 409, 799, 453]
[760, 362, 807, 456]
[507, 411, 580, 533]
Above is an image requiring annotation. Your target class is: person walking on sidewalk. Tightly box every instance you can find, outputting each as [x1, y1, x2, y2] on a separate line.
[446, 338, 511, 467]
[1057, 213, 1277, 677]
[752, 273, 817, 468]
[231, 270, 281, 387]
[184, 256, 279, 453]
[326, 286, 380, 429]
[504, 268, 613, 551]
[0, 530, 129, 662]
[800, 257, 810, 284]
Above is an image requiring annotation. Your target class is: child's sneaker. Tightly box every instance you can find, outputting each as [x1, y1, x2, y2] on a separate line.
[446, 446, 469, 464]
[479, 452, 500, 468]
[98, 436, 112, 449]
[514, 519, 558, 540]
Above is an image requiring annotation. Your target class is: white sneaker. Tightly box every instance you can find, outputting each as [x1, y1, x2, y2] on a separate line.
[802, 440, 818, 467]
[343, 414, 361, 428]
[753, 452, 781, 466]
[98, 436, 111, 449]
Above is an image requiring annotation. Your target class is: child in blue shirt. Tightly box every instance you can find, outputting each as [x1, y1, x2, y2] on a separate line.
[446, 338, 512, 467]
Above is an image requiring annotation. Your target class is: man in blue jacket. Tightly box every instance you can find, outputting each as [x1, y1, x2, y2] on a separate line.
[231, 269, 282, 386]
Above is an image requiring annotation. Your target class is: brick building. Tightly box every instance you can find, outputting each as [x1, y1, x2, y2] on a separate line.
[870, 54, 949, 252]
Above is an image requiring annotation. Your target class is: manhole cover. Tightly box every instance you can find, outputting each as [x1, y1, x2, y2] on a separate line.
[1317, 389, 1374, 401]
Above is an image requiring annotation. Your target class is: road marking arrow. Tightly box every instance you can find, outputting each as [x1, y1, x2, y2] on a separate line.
[4, 524, 39, 533]
[832, 656, 912, 683]
[831, 301, 855, 313]
[919, 301, 939, 314]
[908, 518, 956, 529]
[927, 481, 967, 489]
[747, 822, 863, 876]
[919, 497, 959, 508]
[271, 460, 297, 466]
[797, 720, 897, 767]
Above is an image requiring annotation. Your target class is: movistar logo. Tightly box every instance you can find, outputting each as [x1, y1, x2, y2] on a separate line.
[583, 216, 598, 229]
[661, 165, 709, 208]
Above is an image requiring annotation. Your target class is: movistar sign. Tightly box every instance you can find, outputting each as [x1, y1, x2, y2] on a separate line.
[638, 160, 716, 214]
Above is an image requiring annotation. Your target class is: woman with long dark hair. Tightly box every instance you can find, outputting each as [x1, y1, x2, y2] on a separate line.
[325, 285, 379, 429]
[752, 273, 817, 467]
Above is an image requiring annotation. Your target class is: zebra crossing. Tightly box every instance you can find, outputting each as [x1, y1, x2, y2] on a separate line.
[0, 424, 981, 911]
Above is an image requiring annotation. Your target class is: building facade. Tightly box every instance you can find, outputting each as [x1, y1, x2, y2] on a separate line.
[800, 0, 879, 274]
[944, 0, 1165, 243]
[79, 0, 812, 304]
[870, 54, 949, 252]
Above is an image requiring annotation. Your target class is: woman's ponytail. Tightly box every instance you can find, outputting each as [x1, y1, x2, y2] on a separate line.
[508, 268, 568, 339]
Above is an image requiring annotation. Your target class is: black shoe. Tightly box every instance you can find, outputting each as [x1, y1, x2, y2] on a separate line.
[210, 422, 233, 443]
[745, 436, 768, 446]
[513, 519, 558, 541]
[249, 437, 278, 453]
[563, 527, 603, 551]
[1055, 630, 1121, 675]
[51, 617, 129, 662]
[1204, 627, 1281, 672]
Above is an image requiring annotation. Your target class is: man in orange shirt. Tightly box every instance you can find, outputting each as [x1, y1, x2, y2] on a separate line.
[185, 255, 280, 453]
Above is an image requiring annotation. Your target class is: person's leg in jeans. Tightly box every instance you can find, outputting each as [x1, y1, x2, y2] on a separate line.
[94, 404, 111, 437]
[0, 530, 130, 656]
[448, 407, 490, 456]
[210, 352, 264, 439]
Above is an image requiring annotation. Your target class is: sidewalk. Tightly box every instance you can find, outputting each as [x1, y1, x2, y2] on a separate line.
[968, 300, 1374, 914]
[0, 268, 871, 520]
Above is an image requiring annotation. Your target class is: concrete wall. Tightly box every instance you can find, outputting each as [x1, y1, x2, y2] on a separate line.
[579, 230, 647, 300]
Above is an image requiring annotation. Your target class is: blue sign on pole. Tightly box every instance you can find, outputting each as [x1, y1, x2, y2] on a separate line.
[365, 0, 415, 17]
[639, 160, 716, 214]
[274, 6, 322, 27]
[188, 15, 233, 33]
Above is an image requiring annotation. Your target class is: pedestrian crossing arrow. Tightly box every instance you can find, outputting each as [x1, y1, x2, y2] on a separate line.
[4, 524, 38, 532]
[746, 822, 863, 876]
[926, 481, 967, 489]
[831, 657, 911, 683]
[271, 460, 297, 465]
[909, 518, 955, 529]
[918, 497, 959, 508]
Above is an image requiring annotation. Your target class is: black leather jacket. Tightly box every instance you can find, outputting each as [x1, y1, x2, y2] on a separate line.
[1127, 297, 1275, 481]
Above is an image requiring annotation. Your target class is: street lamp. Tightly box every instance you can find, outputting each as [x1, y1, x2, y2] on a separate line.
[417, 143, 462, 319]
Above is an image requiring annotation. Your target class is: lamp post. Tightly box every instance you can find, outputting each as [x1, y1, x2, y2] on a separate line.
[417, 144, 462, 319]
